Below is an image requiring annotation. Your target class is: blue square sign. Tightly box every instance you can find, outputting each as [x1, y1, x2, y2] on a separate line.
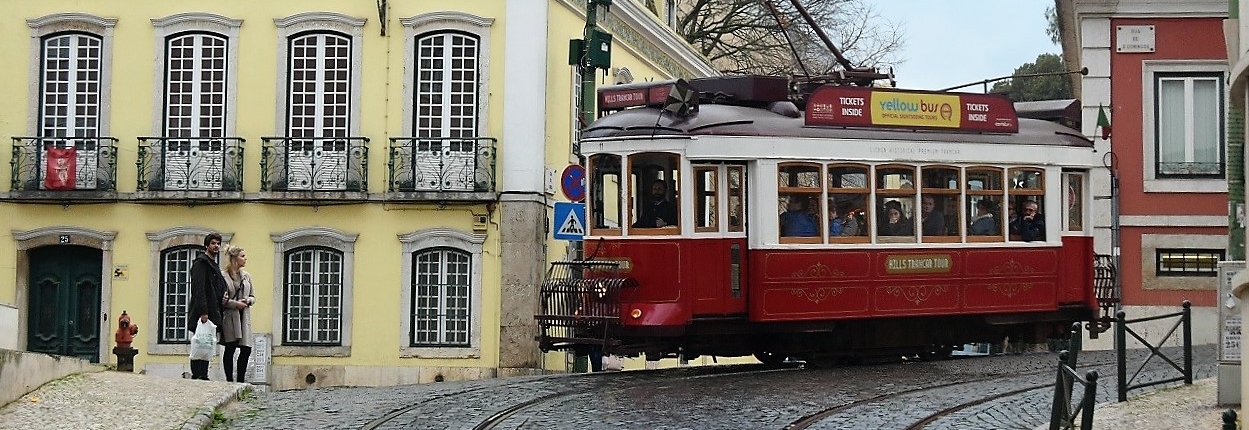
[553, 202, 586, 241]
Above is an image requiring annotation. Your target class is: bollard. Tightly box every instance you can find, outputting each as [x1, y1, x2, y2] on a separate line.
[1223, 409, 1237, 430]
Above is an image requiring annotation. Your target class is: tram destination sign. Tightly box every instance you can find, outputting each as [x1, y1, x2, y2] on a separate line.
[805, 86, 1019, 133]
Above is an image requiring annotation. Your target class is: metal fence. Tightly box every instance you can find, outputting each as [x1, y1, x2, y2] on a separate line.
[10, 136, 119, 191]
[1049, 322, 1098, 430]
[535, 260, 635, 354]
[136, 137, 245, 191]
[259, 136, 370, 191]
[1115, 300, 1193, 402]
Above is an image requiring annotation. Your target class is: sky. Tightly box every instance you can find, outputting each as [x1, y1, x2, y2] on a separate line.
[868, 0, 1060, 92]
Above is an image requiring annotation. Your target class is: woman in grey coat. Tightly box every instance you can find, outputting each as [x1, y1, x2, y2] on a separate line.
[220, 245, 256, 383]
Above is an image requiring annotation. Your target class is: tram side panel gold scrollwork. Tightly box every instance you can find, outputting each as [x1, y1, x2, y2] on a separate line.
[988, 259, 1036, 275]
[883, 285, 950, 305]
[986, 283, 1032, 298]
[790, 287, 846, 304]
[790, 262, 845, 279]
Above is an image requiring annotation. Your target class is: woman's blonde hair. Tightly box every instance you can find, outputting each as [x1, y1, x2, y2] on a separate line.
[223, 245, 245, 275]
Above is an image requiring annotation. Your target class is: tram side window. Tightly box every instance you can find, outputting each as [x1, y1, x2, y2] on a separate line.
[727, 166, 745, 233]
[694, 167, 718, 232]
[827, 164, 868, 241]
[920, 166, 960, 241]
[589, 154, 622, 232]
[1008, 168, 1046, 242]
[778, 163, 821, 241]
[966, 167, 1004, 240]
[876, 165, 916, 241]
[1064, 171, 1085, 232]
[630, 153, 680, 231]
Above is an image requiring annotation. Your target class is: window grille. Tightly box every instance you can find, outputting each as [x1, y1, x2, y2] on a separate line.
[158, 245, 201, 343]
[1156, 249, 1223, 277]
[284, 247, 343, 345]
[411, 248, 471, 346]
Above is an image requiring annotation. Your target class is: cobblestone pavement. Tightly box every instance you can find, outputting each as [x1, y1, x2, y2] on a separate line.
[0, 372, 246, 430]
[214, 345, 1217, 430]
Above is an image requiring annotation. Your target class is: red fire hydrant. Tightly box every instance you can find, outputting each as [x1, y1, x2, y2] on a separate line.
[112, 310, 139, 372]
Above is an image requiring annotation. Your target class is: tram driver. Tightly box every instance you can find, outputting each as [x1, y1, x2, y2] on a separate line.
[634, 179, 678, 228]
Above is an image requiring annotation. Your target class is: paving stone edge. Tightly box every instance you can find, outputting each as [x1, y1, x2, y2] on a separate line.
[180, 384, 251, 430]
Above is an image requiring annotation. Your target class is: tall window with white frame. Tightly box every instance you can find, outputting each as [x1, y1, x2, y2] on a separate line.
[39, 32, 103, 189]
[283, 246, 343, 346]
[411, 248, 471, 346]
[163, 32, 228, 190]
[158, 245, 202, 343]
[415, 31, 480, 191]
[287, 31, 352, 190]
[1155, 72, 1224, 178]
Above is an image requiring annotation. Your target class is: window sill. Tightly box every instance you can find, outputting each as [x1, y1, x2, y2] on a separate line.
[400, 346, 480, 359]
[273, 345, 351, 357]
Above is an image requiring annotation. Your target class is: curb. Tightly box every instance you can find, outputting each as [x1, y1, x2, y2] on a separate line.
[182, 383, 252, 430]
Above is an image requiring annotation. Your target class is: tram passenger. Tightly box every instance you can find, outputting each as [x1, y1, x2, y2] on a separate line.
[780, 197, 818, 237]
[1010, 200, 1046, 241]
[634, 179, 677, 228]
[879, 200, 913, 236]
[968, 199, 999, 235]
[920, 195, 947, 236]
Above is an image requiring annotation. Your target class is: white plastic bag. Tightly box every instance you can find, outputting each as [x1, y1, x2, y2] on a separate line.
[188, 320, 217, 361]
[601, 354, 624, 371]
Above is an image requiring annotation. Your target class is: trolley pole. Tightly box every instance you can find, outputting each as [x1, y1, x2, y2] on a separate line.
[569, 0, 613, 373]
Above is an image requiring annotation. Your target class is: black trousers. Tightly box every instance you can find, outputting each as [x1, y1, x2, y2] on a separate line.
[222, 341, 253, 382]
[190, 359, 210, 380]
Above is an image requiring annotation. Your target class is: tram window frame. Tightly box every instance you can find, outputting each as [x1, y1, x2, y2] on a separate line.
[875, 164, 917, 243]
[628, 152, 681, 235]
[588, 154, 623, 236]
[826, 163, 870, 243]
[920, 166, 961, 243]
[1063, 171, 1085, 232]
[693, 166, 719, 233]
[1007, 167, 1046, 242]
[778, 162, 823, 243]
[965, 167, 1005, 242]
[727, 165, 745, 233]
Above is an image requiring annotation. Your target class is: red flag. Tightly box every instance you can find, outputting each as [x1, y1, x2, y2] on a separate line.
[44, 147, 77, 190]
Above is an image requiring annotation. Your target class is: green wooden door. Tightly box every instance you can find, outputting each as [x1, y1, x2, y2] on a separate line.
[27, 245, 102, 362]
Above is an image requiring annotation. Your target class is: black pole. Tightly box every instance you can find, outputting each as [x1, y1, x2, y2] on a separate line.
[1049, 351, 1070, 430]
[1116, 310, 1127, 402]
[1080, 371, 1099, 430]
[1182, 300, 1193, 384]
[939, 67, 1088, 93]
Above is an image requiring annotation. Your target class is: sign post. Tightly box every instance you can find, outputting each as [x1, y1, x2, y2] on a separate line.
[1219, 261, 1244, 405]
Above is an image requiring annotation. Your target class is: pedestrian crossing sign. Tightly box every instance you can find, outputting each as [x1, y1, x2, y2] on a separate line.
[553, 202, 586, 241]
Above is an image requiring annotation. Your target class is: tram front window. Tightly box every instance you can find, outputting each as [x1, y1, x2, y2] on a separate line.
[629, 153, 680, 231]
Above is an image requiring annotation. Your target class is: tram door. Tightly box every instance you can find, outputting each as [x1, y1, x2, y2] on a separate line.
[690, 164, 748, 315]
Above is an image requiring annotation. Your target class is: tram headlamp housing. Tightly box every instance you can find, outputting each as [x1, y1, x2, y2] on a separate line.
[630, 309, 643, 319]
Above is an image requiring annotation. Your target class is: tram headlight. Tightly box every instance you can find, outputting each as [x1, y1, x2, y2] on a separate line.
[630, 309, 643, 319]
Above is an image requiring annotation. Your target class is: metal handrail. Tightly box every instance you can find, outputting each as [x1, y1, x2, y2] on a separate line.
[10, 136, 120, 191]
[1116, 300, 1193, 402]
[259, 136, 370, 192]
[387, 136, 497, 193]
[136, 136, 245, 191]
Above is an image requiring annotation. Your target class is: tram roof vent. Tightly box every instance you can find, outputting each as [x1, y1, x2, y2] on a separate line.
[1014, 99, 1080, 130]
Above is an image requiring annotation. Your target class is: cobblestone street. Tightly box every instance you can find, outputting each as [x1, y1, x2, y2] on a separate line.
[214, 345, 1216, 430]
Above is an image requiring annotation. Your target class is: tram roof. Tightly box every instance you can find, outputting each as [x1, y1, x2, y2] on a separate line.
[582, 103, 1093, 149]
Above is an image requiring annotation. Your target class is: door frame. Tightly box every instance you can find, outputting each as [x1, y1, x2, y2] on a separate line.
[13, 226, 116, 363]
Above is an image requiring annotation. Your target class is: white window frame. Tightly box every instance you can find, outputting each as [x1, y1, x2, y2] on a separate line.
[271, 227, 357, 357]
[144, 227, 232, 356]
[1141, 60, 1227, 193]
[400, 12, 493, 138]
[398, 228, 484, 359]
[26, 13, 116, 138]
[273, 13, 364, 136]
[150, 13, 242, 137]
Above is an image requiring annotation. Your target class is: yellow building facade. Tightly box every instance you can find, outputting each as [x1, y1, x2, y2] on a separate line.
[0, 0, 713, 390]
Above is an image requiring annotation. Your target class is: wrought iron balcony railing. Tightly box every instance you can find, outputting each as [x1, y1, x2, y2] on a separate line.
[10, 136, 119, 192]
[137, 137, 245, 192]
[387, 137, 496, 193]
[260, 136, 369, 192]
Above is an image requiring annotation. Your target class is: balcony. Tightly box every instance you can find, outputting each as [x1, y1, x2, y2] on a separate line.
[6, 136, 119, 201]
[136, 137, 245, 201]
[386, 137, 497, 201]
[260, 136, 369, 201]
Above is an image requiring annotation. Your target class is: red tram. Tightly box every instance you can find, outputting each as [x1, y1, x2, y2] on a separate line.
[538, 76, 1116, 364]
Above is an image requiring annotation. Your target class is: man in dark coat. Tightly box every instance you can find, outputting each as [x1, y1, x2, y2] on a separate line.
[1010, 200, 1046, 241]
[187, 232, 227, 380]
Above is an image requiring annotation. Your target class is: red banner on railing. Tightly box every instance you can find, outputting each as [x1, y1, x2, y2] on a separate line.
[44, 147, 77, 190]
[804, 86, 1019, 133]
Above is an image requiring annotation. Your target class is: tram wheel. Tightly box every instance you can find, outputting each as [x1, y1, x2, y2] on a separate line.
[753, 351, 786, 365]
